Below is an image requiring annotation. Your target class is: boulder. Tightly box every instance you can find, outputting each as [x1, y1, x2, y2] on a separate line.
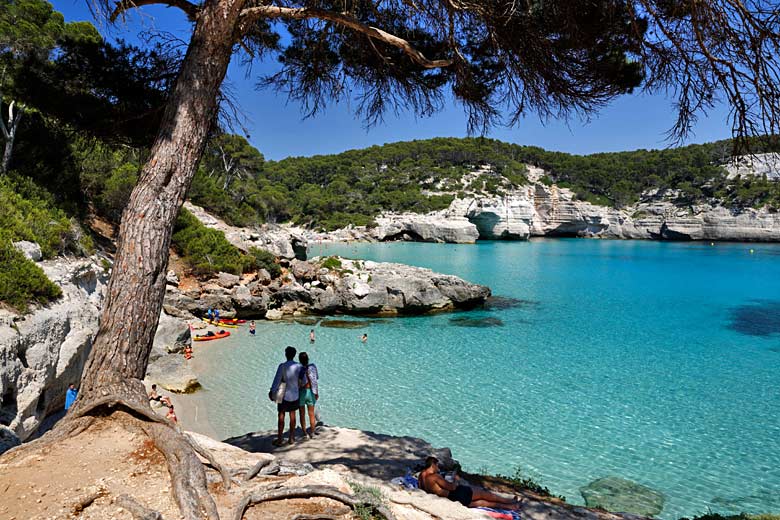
[290, 259, 317, 282]
[310, 286, 342, 313]
[270, 285, 313, 307]
[216, 272, 240, 288]
[580, 476, 665, 517]
[145, 354, 200, 394]
[231, 284, 252, 307]
[163, 287, 202, 318]
[265, 309, 284, 320]
[13, 241, 42, 262]
[150, 312, 191, 361]
[255, 269, 272, 284]
[166, 270, 179, 286]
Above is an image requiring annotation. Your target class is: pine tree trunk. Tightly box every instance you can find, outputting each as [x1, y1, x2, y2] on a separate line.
[76, 0, 243, 404]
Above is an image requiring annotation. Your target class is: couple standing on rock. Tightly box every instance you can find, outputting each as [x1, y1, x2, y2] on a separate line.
[268, 346, 319, 446]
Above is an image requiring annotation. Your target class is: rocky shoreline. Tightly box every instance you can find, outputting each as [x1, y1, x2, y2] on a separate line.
[164, 256, 490, 321]
[299, 165, 780, 244]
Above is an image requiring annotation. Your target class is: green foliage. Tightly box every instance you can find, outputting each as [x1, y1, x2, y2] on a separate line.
[348, 481, 385, 520]
[0, 231, 61, 312]
[492, 466, 566, 501]
[188, 134, 267, 227]
[320, 256, 342, 270]
[171, 208, 252, 276]
[246, 247, 281, 278]
[0, 0, 67, 59]
[75, 140, 142, 221]
[0, 174, 88, 257]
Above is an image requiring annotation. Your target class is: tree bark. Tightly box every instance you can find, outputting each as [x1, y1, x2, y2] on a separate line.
[74, 0, 245, 407]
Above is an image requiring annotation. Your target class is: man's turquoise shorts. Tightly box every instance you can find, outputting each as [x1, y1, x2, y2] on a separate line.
[299, 388, 317, 406]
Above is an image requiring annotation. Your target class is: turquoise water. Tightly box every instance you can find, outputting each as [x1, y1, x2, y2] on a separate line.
[193, 239, 780, 518]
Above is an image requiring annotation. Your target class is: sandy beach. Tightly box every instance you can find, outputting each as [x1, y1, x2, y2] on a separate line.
[148, 352, 221, 439]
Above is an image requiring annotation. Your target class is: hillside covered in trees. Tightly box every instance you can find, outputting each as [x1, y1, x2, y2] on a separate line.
[190, 136, 780, 231]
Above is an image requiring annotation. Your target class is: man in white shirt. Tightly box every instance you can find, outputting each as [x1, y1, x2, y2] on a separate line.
[269, 346, 303, 446]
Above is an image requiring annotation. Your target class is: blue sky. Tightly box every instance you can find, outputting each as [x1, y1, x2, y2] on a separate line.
[54, 1, 734, 161]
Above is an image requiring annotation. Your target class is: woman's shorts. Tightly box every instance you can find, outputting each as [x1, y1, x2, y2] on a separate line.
[299, 388, 317, 407]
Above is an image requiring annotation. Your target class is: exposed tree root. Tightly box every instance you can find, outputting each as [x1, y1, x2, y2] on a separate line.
[232, 485, 397, 520]
[71, 393, 168, 425]
[115, 494, 164, 520]
[139, 419, 220, 520]
[184, 432, 232, 490]
[243, 459, 273, 482]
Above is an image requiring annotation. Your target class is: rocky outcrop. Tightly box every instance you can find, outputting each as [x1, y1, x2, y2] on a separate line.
[371, 214, 480, 243]
[0, 257, 108, 440]
[315, 176, 780, 243]
[163, 256, 490, 319]
[725, 152, 780, 180]
[306, 258, 490, 315]
[184, 202, 307, 259]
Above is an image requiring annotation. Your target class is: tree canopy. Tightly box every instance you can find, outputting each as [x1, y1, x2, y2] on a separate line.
[100, 0, 780, 145]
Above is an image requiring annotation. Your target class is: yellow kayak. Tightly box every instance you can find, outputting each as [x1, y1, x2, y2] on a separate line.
[202, 318, 239, 329]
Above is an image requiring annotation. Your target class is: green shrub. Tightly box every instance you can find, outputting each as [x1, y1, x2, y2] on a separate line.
[320, 256, 342, 270]
[0, 175, 85, 258]
[0, 233, 62, 312]
[172, 208, 248, 276]
[247, 247, 281, 278]
[348, 481, 385, 520]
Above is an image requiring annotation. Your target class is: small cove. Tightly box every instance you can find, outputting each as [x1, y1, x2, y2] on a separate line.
[191, 239, 780, 518]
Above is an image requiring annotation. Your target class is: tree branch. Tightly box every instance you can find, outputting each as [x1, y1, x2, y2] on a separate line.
[238, 6, 453, 69]
[109, 0, 199, 23]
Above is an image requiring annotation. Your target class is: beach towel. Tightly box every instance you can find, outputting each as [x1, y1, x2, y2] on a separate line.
[390, 473, 419, 490]
[478, 507, 521, 520]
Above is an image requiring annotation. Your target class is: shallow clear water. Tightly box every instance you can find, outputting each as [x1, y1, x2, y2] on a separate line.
[193, 239, 780, 518]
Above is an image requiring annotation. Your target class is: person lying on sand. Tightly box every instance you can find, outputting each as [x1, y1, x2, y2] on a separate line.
[419, 457, 522, 510]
